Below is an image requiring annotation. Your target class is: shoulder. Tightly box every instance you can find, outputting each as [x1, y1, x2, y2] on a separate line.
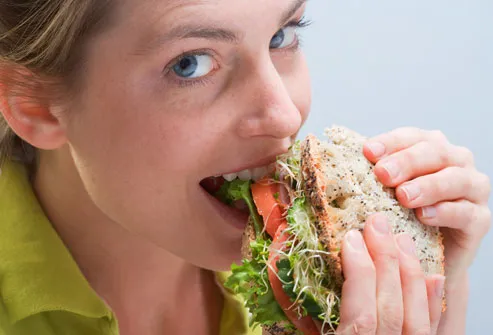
[0, 299, 13, 335]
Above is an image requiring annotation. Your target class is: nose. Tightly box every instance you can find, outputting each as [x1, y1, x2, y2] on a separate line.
[236, 60, 303, 139]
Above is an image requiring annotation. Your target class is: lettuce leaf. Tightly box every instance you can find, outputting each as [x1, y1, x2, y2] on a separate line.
[224, 238, 289, 329]
[215, 179, 263, 236]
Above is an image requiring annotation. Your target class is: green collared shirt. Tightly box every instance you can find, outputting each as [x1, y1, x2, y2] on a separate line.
[0, 161, 261, 335]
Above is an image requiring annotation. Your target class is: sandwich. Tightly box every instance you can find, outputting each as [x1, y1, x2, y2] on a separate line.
[217, 126, 445, 335]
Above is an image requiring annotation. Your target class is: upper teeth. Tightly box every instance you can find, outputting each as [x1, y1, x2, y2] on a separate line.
[223, 164, 275, 182]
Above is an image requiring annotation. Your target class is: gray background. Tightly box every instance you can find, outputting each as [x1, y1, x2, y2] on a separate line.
[300, 1, 492, 334]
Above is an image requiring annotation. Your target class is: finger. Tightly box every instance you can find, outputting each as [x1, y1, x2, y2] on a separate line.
[395, 234, 431, 334]
[426, 275, 446, 335]
[365, 128, 475, 167]
[373, 142, 476, 187]
[364, 127, 430, 162]
[395, 167, 490, 208]
[363, 214, 403, 335]
[416, 200, 492, 238]
[337, 230, 377, 335]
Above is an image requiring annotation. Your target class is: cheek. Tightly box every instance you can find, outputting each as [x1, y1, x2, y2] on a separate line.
[65, 68, 234, 223]
[66, 98, 243, 269]
[65, 79, 185, 214]
[70, 70, 203, 174]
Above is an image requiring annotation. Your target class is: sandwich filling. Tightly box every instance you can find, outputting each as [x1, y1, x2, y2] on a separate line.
[216, 142, 340, 333]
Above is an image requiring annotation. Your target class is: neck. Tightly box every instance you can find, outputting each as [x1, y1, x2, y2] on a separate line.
[32, 147, 223, 335]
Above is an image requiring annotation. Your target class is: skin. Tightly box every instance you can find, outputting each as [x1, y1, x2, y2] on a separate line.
[0, 1, 490, 335]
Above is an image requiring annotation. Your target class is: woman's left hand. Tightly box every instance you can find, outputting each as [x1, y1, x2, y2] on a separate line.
[363, 127, 491, 282]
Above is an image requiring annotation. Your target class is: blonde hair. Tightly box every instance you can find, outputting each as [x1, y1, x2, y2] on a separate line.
[0, 0, 113, 168]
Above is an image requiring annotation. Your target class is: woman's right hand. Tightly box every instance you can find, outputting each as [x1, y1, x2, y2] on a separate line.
[337, 213, 446, 335]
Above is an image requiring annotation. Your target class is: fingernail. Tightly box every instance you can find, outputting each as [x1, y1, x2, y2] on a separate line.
[401, 183, 421, 201]
[421, 206, 437, 219]
[372, 215, 390, 235]
[346, 230, 365, 251]
[435, 276, 446, 297]
[396, 234, 416, 256]
[381, 159, 400, 179]
[366, 142, 386, 158]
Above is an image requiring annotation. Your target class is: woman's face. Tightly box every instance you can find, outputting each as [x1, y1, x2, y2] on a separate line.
[66, 0, 311, 270]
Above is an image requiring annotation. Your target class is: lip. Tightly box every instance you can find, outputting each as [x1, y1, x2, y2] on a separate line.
[214, 153, 285, 177]
[199, 185, 250, 231]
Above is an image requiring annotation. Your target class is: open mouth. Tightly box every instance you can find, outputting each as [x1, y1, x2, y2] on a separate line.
[199, 163, 276, 214]
[200, 176, 248, 210]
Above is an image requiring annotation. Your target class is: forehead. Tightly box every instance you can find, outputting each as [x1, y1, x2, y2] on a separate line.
[103, 0, 306, 55]
[86, 0, 306, 71]
[116, 0, 304, 26]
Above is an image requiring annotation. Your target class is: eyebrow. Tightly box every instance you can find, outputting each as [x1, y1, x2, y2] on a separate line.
[279, 0, 307, 26]
[136, 0, 307, 54]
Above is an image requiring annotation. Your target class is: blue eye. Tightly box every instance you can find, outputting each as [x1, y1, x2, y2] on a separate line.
[270, 26, 298, 49]
[172, 54, 214, 79]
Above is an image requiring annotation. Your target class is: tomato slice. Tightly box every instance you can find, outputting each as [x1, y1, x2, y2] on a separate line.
[251, 178, 285, 238]
[268, 224, 320, 335]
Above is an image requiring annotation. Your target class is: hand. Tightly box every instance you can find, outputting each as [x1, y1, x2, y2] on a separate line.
[337, 214, 444, 335]
[363, 128, 491, 281]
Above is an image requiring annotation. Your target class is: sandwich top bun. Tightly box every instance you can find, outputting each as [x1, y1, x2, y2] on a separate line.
[302, 126, 445, 291]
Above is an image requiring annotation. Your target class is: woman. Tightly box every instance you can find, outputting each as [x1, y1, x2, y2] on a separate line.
[0, 0, 490, 334]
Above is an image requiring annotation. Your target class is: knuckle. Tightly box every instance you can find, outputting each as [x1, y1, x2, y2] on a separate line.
[386, 127, 420, 144]
[431, 169, 455, 199]
[435, 201, 453, 220]
[376, 250, 400, 267]
[392, 126, 415, 134]
[445, 167, 473, 197]
[434, 140, 452, 166]
[478, 206, 492, 237]
[462, 201, 477, 222]
[468, 204, 486, 234]
[456, 202, 488, 237]
[352, 313, 378, 334]
[431, 176, 446, 198]
[401, 148, 416, 167]
[456, 145, 475, 166]
[391, 152, 413, 181]
[429, 130, 448, 143]
[462, 170, 475, 196]
[485, 207, 492, 226]
[479, 172, 491, 198]
[453, 200, 476, 223]
[384, 131, 401, 147]
[403, 265, 425, 282]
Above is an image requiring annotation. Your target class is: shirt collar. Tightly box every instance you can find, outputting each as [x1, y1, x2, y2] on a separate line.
[0, 161, 112, 324]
